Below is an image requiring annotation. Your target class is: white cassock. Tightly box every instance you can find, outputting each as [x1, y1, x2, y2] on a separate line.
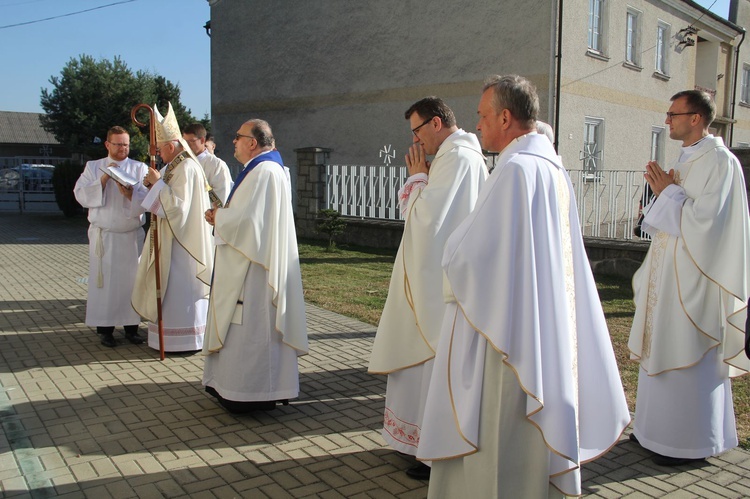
[202, 152, 308, 402]
[74, 157, 148, 327]
[368, 129, 487, 455]
[629, 135, 750, 458]
[132, 152, 213, 352]
[417, 133, 630, 498]
[196, 149, 233, 205]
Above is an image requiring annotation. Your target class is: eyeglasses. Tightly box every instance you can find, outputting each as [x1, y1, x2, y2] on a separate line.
[665, 111, 699, 120]
[108, 142, 130, 148]
[411, 117, 433, 138]
[235, 133, 254, 141]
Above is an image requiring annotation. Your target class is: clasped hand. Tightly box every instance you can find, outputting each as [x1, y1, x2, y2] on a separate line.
[405, 144, 430, 177]
[204, 202, 219, 226]
[644, 161, 676, 196]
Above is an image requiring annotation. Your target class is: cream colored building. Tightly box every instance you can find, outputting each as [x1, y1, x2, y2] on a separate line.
[207, 0, 748, 177]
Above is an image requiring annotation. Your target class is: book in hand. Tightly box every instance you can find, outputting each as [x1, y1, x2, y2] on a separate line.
[99, 165, 139, 187]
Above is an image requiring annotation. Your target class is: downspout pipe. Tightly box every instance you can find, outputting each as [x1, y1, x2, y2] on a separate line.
[730, 29, 745, 147]
[554, 0, 563, 153]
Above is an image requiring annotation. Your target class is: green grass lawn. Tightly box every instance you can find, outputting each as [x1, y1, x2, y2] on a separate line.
[298, 239, 750, 449]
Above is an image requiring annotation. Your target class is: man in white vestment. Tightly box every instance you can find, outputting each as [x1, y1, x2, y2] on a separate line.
[74, 126, 148, 348]
[205, 134, 216, 155]
[416, 75, 630, 498]
[202, 119, 308, 413]
[183, 123, 233, 205]
[132, 103, 214, 353]
[628, 89, 750, 466]
[368, 97, 487, 479]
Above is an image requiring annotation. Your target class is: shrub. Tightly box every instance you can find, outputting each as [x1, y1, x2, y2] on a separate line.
[53, 161, 85, 217]
[315, 208, 347, 251]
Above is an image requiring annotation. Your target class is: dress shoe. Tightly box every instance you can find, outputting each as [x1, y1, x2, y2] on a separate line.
[100, 335, 117, 348]
[629, 433, 639, 444]
[652, 454, 705, 467]
[406, 463, 431, 480]
[125, 332, 144, 345]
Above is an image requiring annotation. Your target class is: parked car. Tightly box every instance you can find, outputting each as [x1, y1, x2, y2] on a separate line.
[9, 164, 55, 192]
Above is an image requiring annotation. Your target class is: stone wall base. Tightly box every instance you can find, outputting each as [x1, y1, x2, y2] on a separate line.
[297, 216, 649, 279]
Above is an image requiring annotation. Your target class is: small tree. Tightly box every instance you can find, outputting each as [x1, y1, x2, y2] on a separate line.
[316, 209, 347, 251]
[52, 161, 84, 217]
[40, 55, 197, 162]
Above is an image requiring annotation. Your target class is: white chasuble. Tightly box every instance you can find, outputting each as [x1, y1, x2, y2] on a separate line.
[132, 154, 213, 352]
[202, 159, 307, 402]
[417, 133, 630, 497]
[197, 149, 233, 205]
[74, 157, 148, 327]
[629, 135, 750, 458]
[368, 130, 487, 455]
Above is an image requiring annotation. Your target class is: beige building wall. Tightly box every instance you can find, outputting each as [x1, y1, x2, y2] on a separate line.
[208, 0, 744, 175]
[731, 0, 750, 146]
[556, 0, 742, 174]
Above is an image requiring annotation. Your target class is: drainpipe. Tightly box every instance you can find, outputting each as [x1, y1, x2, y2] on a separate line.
[730, 29, 746, 147]
[554, 0, 564, 153]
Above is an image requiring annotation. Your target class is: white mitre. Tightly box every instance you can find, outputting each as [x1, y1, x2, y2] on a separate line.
[154, 102, 182, 142]
[154, 102, 199, 163]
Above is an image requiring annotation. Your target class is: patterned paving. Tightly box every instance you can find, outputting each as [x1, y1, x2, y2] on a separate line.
[0, 213, 748, 498]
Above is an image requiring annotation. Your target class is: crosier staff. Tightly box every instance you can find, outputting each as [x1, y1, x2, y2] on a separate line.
[131, 103, 165, 361]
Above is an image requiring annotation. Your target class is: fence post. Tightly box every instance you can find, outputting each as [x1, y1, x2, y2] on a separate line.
[294, 147, 332, 239]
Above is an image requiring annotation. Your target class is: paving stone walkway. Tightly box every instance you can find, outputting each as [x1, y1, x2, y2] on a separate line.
[0, 213, 748, 498]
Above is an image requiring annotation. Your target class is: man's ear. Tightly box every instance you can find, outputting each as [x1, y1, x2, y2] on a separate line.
[433, 116, 443, 132]
[500, 108, 512, 130]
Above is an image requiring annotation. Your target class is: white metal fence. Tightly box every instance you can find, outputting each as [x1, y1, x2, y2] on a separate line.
[326, 164, 408, 220]
[325, 164, 651, 240]
[568, 169, 650, 240]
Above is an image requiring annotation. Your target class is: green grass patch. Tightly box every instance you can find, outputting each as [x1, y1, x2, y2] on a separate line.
[298, 240, 749, 448]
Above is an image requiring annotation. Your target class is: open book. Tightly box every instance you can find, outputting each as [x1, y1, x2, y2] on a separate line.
[99, 165, 139, 187]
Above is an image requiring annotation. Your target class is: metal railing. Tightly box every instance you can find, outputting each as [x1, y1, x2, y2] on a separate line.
[326, 164, 408, 220]
[325, 164, 651, 240]
[568, 169, 650, 241]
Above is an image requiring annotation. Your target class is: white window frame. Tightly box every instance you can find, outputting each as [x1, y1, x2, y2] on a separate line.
[655, 21, 670, 75]
[741, 64, 750, 104]
[583, 118, 604, 177]
[625, 8, 641, 66]
[588, 0, 608, 54]
[651, 127, 665, 165]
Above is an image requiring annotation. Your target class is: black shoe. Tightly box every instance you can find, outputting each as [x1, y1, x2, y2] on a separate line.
[652, 454, 705, 467]
[101, 335, 116, 348]
[219, 399, 276, 413]
[125, 332, 144, 345]
[405, 463, 431, 480]
[629, 433, 639, 444]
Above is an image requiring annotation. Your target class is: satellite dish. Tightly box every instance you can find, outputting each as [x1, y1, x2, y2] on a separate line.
[0, 169, 20, 189]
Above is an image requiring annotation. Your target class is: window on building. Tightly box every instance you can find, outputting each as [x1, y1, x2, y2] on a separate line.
[741, 64, 750, 104]
[583, 118, 604, 177]
[651, 127, 665, 164]
[588, 0, 607, 53]
[656, 21, 670, 75]
[626, 9, 641, 66]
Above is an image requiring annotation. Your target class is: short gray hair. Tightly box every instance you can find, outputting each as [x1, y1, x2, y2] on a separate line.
[482, 74, 538, 129]
[536, 121, 554, 143]
[246, 119, 274, 147]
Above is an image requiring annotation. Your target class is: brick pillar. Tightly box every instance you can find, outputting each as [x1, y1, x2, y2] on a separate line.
[294, 147, 332, 239]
